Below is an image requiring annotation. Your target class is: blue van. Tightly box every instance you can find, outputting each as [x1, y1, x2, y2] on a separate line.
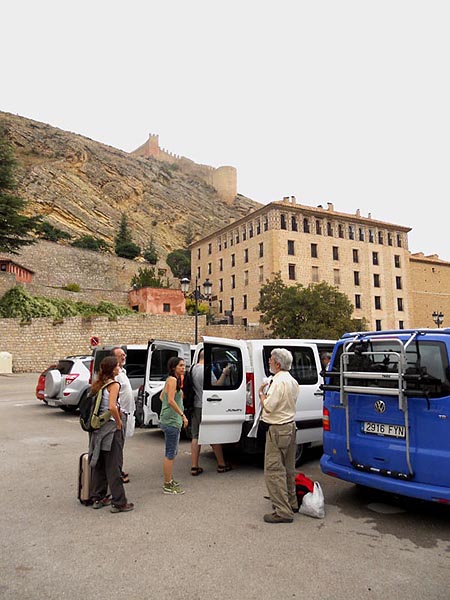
[320, 329, 450, 503]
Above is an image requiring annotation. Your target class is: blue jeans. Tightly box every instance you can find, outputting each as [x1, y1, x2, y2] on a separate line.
[160, 424, 181, 459]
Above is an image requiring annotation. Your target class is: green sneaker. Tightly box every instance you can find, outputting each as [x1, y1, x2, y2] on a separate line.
[163, 481, 185, 495]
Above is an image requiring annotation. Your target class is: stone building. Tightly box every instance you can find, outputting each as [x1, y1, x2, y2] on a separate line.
[190, 197, 415, 331]
[408, 253, 450, 328]
[128, 287, 186, 315]
[0, 258, 34, 283]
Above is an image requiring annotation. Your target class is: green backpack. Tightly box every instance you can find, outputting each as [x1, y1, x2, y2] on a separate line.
[79, 380, 114, 432]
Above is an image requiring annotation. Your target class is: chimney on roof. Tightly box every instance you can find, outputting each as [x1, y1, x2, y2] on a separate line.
[368, 212, 372, 219]
[356, 209, 360, 217]
[283, 196, 289, 202]
[327, 202, 334, 211]
[291, 196, 296, 204]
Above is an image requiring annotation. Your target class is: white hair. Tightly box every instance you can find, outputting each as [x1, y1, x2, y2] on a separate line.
[271, 348, 293, 371]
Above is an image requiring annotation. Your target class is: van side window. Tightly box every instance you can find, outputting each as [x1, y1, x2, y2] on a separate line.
[263, 346, 318, 385]
[204, 345, 242, 390]
[150, 349, 179, 381]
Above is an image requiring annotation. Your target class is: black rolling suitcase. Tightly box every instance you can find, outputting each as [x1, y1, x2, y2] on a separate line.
[78, 453, 92, 505]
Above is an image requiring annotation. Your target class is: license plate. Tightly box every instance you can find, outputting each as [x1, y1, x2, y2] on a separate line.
[363, 422, 406, 438]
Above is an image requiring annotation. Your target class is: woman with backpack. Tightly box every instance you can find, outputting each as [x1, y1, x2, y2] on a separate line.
[89, 355, 134, 513]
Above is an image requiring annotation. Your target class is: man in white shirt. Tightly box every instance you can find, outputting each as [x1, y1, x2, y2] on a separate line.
[111, 346, 134, 483]
[258, 348, 299, 523]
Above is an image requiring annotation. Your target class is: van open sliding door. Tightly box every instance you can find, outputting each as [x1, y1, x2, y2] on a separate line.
[199, 337, 250, 445]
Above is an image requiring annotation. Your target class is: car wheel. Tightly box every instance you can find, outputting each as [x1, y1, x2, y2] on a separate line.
[45, 370, 62, 398]
[60, 405, 78, 413]
[295, 443, 306, 467]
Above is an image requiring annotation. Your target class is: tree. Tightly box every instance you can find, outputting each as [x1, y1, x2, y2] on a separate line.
[115, 213, 140, 259]
[143, 236, 158, 265]
[0, 128, 40, 253]
[35, 221, 72, 242]
[166, 249, 191, 279]
[255, 273, 367, 339]
[130, 267, 170, 289]
[71, 235, 110, 252]
[184, 223, 195, 246]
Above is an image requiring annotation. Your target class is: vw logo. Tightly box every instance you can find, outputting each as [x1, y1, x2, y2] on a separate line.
[374, 400, 386, 413]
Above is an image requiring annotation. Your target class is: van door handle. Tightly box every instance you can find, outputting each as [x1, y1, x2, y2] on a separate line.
[314, 390, 324, 396]
[206, 395, 222, 402]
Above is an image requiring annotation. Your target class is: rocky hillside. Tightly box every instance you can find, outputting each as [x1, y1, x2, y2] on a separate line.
[0, 111, 261, 256]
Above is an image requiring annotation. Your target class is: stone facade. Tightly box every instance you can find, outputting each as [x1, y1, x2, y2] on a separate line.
[408, 253, 450, 328]
[128, 287, 186, 315]
[131, 134, 237, 204]
[191, 197, 418, 331]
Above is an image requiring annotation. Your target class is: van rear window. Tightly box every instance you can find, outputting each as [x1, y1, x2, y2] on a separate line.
[333, 340, 450, 397]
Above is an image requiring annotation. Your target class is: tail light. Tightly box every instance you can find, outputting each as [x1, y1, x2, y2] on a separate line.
[89, 359, 94, 384]
[65, 373, 79, 386]
[323, 407, 330, 431]
[245, 372, 255, 415]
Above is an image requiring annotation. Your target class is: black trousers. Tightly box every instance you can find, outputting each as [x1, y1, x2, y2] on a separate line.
[91, 429, 127, 506]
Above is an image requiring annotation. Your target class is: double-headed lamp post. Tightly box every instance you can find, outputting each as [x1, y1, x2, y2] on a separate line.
[432, 311, 444, 328]
[180, 276, 213, 345]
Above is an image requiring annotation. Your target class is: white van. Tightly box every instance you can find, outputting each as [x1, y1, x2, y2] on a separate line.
[142, 336, 335, 464]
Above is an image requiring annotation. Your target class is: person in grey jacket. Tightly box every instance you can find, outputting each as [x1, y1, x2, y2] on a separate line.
[89, 356, 134, 513]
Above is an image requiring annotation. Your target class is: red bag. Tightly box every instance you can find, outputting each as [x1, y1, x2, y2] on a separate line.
[295, 472, 314, 505]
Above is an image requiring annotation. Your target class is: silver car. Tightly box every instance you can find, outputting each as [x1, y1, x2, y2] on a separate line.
[44, 355, 93, 412]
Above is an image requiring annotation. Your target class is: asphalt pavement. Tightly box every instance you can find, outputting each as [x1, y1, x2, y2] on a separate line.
[1, 373, 449, 600]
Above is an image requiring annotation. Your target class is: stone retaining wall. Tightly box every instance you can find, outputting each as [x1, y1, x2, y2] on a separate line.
[0, 315, 269, 372]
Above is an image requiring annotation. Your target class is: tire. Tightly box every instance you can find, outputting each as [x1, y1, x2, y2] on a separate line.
[60, 405, 78, 413]
[295, 443, 306, 467]
[44, 370, 62, 398]
[135, 395, 144, 428]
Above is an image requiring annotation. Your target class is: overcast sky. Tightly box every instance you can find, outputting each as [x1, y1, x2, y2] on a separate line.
[3, 1, 449, 259]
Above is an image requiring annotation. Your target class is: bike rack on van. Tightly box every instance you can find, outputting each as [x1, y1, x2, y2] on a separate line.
[338, 331, 421, 479]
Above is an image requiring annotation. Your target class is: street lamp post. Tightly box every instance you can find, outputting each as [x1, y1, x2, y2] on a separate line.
[180, 277, 212, 345]
[432, 311, 444, 328]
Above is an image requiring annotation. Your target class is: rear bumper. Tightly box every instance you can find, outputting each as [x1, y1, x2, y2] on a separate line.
[320, 454, 450, 503]
[46, 394, 78, 407]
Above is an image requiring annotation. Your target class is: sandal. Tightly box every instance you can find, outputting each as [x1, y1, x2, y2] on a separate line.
[122, 475, 130, 484]
[191, 467, 204, 476]
[217, 464, 232, 473]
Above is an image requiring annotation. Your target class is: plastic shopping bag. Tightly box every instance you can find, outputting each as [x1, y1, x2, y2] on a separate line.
[298, 481, 325, 519]
[125, 414, 136, 438]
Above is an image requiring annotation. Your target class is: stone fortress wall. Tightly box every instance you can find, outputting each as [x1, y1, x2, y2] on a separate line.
[0, 240, 175, 306]
[131, 134, 237, 204]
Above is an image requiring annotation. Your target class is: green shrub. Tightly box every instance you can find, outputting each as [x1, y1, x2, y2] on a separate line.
[0, 286, 132, 320]
[62, 283, 81, 292]
[35, 221, 72, 242]
[71, 235, 109, 252]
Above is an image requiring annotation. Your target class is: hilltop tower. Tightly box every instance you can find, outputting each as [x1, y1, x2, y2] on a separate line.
[130, 134, 237, 204]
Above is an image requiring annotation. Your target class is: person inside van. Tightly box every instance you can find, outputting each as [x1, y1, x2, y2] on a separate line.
[160, 356, 189, 494]
[189, 349, 232, 476]
[320, 352, 331, 371]
[258, 348, 299, 524]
